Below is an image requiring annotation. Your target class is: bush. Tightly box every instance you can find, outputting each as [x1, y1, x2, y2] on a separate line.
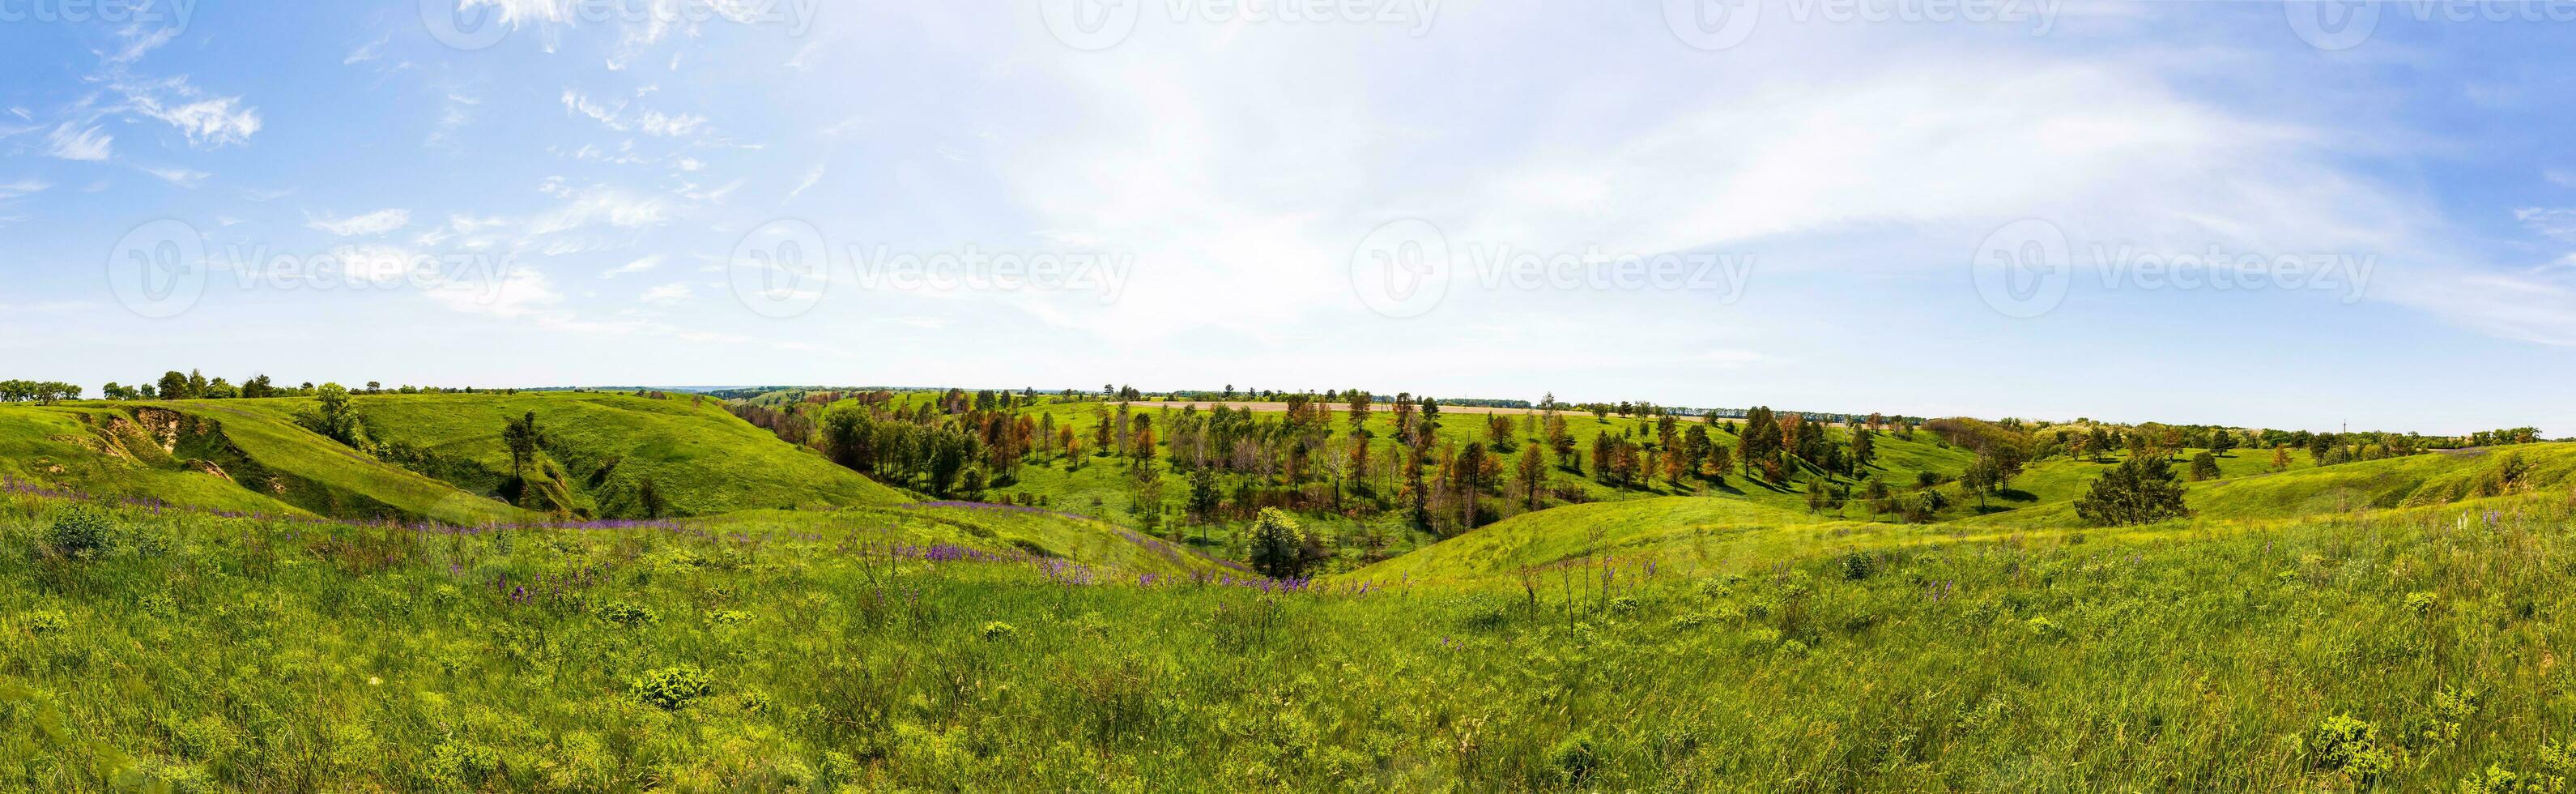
[1839, 552, 1878, 581]
[2309, 714, 2393, 779]
[47, 506, 113, 557]
[629, 665, 715, 710]
[598, 600, 658, 627]
[979, 621, 1018, 641]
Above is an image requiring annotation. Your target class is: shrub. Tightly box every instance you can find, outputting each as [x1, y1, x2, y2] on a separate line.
[1548, 731, 1599, 787]
[2404, 591, 2437, 614]
[2309, 714, 2393, 779]
[629, 665, 715, 710]
[979, 621, 1018, 641]
[598, 600, 658, 627]
[47, 506, 113, 557]
[1839, 552, 1878, 581]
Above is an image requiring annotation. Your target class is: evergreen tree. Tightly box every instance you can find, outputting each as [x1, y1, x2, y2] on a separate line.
[2073, 455, 2191, 527]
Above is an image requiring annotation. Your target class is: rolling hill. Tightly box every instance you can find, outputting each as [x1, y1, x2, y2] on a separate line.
[0, 392, 912, 525]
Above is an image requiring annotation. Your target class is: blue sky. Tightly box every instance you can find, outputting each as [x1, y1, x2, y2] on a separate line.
[3, 1, 2574, 435]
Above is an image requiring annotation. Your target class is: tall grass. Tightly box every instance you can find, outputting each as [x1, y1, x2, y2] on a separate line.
[2, 491, 2571, 791]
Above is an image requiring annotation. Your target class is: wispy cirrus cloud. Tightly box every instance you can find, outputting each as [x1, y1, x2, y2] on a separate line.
[47, 123, 113, 160]
[307, 208, 413, 237]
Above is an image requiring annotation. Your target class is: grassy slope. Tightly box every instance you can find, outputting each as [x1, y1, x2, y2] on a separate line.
[167, 400, 537, 526]
[221, 392, 912, 518]
[1341, 497, 1842, 585]
[1957, 442, 2576, 529]
[5, 393, 913, 526]
[3, 487, 2570, 790]
[692, 505, 1242, 578]
[0, 405, 316, 517]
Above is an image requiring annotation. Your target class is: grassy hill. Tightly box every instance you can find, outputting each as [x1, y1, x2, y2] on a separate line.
[1956, 442, 2576, 528]
[4, 477, 2570, 790]
[0, 393, 911, 525]
[224, 391, 913, 518]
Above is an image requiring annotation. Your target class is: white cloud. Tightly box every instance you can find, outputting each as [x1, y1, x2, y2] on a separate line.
[307, 208, 412, 237]
[107, 25, 177, 65]
[345, 35, 389, 65]
[602, 255, 662, 278]
[639, 110, 706, 137]
[134, 96, 263, 147]
[639, 282, 693, 305]
[2515, 207, 2576, 241]
[47, 124, 113, 160]
[560, 89, 626, 130]
[783, 162, 824, 203]
[138, 165, 210, 187]
[0, 179, 47, 200]
[527, 186, 668, 234]
[428, 266, 561, 318]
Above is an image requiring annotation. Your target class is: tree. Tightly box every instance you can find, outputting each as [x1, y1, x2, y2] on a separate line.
[502, 411, 543, 483]
[158, 370, 192, 400]
[1516, 444, 1546, 511]
[2072, 454, 2191, 527]
[1848, 427, 1876, 470]
[2189, 450, 2221, 481]
[1739, 406, 1781, 479]
[2271, 444, 2293, 472]
[1186, 466, 1221, 524]
[1245, 508, 1315, 579]
[304, 382, 368, 448]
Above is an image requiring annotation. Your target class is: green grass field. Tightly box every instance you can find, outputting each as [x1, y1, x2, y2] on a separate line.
[6, 392, 2572, 791]
[3, 481, 2570, 791]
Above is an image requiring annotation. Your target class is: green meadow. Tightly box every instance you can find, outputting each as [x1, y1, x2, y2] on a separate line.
[0, 391, 2569, 792]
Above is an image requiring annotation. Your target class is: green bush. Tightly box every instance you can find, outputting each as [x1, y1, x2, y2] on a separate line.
[597, 600, 658, 627]
[2310, 714, 2394, 779]
[979, 621, 1018, 641]
[47, 506, 112, 557]
[629, 665, 714, 710]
